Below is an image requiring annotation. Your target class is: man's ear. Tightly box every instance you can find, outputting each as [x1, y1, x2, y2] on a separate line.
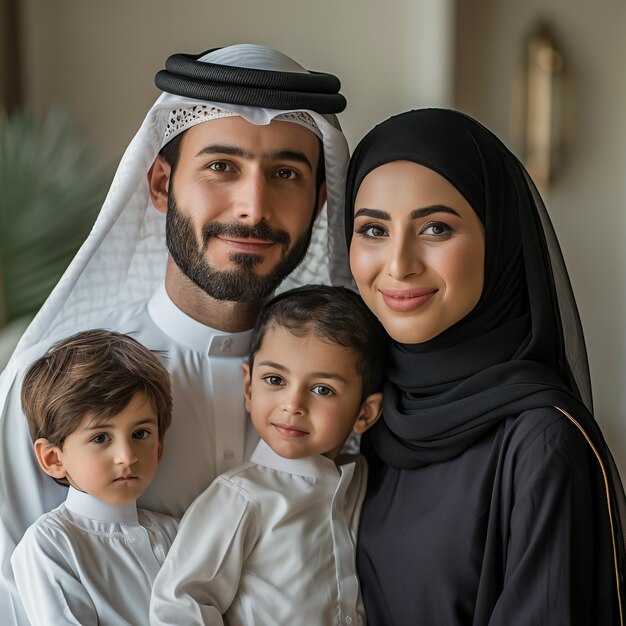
[147, 156, 172, 215]
[314, 181, 327, 218]
[242, 363, 252, 413]
[352, 392, 383, 435]
[34, 438, 67, 480]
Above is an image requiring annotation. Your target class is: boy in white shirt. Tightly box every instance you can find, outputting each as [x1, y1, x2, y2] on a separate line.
[11, 330, 179, 626]
[150, 285, 386, 626]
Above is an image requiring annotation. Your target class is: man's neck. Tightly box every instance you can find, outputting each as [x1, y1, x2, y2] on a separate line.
[164, 261, 262, 333]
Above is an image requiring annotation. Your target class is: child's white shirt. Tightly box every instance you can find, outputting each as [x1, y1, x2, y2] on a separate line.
[150, 439, 367, 626]
[11, 486, 178, 625]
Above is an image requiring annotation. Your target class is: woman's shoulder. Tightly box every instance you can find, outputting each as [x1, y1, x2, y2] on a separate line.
[501, 406, 594, 477]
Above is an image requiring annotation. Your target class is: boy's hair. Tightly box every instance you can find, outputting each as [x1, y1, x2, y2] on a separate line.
[21, 330, 172, 449]
[249, 285, 386, 399]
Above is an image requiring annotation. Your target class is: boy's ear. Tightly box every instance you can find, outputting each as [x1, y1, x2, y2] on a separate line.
[147, 156, 172, 215]
[352, 392, 383, 435]
[34, 438, 67, 480]
[242, 363, 252, 413]
[157, 438, 164, 462]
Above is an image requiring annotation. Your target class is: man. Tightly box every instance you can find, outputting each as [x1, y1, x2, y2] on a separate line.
[0, 44, 350, 623]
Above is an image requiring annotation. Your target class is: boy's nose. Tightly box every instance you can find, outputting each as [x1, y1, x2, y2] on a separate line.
[114, 442, 138, 465]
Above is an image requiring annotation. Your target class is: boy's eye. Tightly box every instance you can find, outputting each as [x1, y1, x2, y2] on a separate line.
[263, 375, 285, 386]
[312, 385, 334, 396]
[133, 429, 151, 440]
[90, 433, 109, 444]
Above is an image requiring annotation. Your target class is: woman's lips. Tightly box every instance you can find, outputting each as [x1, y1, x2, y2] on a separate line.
[379, 288, 437, 313]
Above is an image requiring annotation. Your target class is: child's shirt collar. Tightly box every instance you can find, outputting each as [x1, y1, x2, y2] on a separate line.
[65, 486, 139, 524]
[249, 439, 352, 482]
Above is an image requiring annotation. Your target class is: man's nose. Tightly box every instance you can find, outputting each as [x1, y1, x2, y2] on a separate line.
[233, 171, 271, 225]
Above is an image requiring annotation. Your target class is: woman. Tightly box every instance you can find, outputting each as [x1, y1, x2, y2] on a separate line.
[345, 109, 626, 625]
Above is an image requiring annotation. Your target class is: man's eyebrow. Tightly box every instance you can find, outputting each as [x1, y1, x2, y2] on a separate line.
[354, 205, 461, 220]
[195, 146, 313, 171]
[195, 145, 254, 159]
[265, 150, 313, 172]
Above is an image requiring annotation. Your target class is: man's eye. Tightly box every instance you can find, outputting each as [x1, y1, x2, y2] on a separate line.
[263, 375, 285, 386]
[275, 168, 297, 180]
[312, 385, 333, 396]
[208, 162, 233, 172]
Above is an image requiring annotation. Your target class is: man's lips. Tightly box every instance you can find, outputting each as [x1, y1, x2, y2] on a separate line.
[272, 423, 308, 438]
[379, 288, 437, 313]
[216, 237, 276, 252]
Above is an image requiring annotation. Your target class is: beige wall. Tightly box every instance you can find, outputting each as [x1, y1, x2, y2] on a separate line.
[20, 0, 454, 166]
[455, 0, 626, 473]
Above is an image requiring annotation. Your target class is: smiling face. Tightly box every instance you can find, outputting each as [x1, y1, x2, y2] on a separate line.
[35, 392, 162, 506]
[153, 116, 326, 302]
[349, 160, 485, 344]
[243, 325, 382, 460]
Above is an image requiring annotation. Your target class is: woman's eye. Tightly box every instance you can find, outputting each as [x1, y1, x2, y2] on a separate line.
[275, 168, 297, 180]
[133, 429, 151, 440]
[355, 224, 388, 238]
[312, 385, 334, 396]
[263, 375, 285, 386]
[422, 222, 452, 236]
[90, 433, 109, 444]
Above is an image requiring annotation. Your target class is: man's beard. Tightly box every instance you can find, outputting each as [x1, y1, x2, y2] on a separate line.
[165, 193, 314, 303]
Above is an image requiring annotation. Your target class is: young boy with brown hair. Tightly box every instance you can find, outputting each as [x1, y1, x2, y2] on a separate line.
[151, 285, 386, 626]
[11, 330, 178, 626]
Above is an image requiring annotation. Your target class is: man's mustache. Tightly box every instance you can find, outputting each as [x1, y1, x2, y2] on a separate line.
[201, 222, 290, 249]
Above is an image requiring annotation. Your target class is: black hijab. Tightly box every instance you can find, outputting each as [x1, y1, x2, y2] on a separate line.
[345, 107, 625, 588]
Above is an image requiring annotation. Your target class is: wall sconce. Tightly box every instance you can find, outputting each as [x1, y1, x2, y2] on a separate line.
[523, 23, 566, 192]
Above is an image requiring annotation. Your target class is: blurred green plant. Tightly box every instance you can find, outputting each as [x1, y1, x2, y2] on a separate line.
[0, 107, 110, 362]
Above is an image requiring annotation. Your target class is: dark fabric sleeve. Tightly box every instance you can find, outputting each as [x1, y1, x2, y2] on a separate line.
[485, 409, 613, 626]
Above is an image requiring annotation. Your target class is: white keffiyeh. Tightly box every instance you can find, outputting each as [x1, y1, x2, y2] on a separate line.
[9, 44, 351, 364]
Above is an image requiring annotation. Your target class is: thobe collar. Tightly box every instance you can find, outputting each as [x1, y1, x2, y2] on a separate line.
[65, 487, 139, 523]
[147, 283, 252, 356]
[250, 439, 354, 482]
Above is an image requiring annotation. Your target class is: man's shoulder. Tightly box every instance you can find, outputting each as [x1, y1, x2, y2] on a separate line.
[5, 299, 155, 376]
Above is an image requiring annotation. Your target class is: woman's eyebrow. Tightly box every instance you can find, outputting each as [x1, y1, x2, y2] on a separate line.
[355, 205, 461, 220]
[410, 205, 461, 219]
[354, 208, 391, 220]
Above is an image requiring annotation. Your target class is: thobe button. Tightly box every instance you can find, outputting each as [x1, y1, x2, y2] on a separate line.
[224, 450, 235, 461]
[345, 617, 353, 624]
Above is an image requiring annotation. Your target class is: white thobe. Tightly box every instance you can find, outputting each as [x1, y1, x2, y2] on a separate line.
[11, 487, 178, 625]
[150, 440, 367, 626]
[0, 284, 257, 624]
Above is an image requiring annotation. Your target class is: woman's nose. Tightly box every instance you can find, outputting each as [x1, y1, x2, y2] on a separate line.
[386, 234, 425, 280]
